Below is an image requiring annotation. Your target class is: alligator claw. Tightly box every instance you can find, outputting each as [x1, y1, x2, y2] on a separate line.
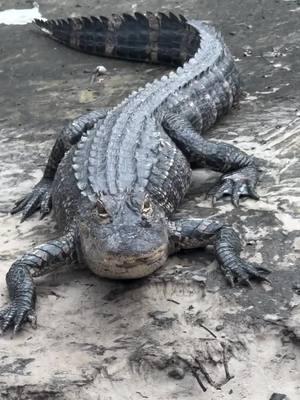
[221, 259, 271, 287]
[211, 180, 233, 206]
[209, 167, 259, 207]
[215, 226, 271, 287]
[0, 302, 36, 335]
[246, 183, 260, 200]
[11, 178, 52, 221]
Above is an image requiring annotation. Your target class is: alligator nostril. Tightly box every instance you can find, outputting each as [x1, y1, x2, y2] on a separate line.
[140, 218, 151, 228]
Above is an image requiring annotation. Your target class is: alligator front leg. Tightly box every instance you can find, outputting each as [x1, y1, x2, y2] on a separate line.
[168, 218, 270, 286]
[162, 113, 259, 206]
[11, 110, 108, 221]
[0, 230, 76, 334]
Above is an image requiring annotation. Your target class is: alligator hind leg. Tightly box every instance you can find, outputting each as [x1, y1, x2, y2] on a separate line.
[162, 113, 259, 206]
[0, 230, 76, 334]
[168, 218, 270, 286]
[11, 109, 108, 221]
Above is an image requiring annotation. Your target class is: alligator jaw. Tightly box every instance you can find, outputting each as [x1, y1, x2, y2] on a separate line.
[86, 245, 169, 279]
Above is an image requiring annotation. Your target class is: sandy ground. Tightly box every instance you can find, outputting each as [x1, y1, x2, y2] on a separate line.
[0, 1, 299, 399]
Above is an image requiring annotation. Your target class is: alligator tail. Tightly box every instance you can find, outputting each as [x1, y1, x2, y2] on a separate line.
[34, 12, 200, 66]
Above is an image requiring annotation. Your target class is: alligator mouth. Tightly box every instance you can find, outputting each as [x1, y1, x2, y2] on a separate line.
[85, 244, 169, 279]
[102, 245, 168, 269]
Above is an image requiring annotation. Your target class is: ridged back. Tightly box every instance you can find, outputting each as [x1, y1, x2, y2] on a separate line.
[71, 19, 229, 211]
[38, 13, 238, 213]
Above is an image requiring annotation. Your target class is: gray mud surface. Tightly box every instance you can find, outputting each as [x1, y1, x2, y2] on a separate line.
[0, 1, 299, 399]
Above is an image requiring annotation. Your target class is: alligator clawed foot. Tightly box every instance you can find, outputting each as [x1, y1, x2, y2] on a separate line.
[209, 167, 259, 207]
[11, 178, 52, 222]
[0, 302, 37, 335]
[220, 259, 271, 287]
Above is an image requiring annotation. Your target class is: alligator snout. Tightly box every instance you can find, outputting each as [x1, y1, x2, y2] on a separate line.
[86, 244, 168, 279]
[79, 221, 169, 279]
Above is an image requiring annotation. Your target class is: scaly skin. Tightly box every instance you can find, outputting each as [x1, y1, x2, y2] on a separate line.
[0, 13, 270, 334]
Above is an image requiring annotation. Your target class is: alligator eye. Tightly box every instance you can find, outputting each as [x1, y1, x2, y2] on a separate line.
[94, 199, 111, 223]
[142, 197, 153, 216]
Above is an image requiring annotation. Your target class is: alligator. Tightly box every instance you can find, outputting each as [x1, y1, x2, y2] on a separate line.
[0, 12, 270, 334]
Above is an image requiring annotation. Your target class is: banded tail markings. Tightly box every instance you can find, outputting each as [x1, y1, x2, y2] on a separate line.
[34, 13, 201, 66]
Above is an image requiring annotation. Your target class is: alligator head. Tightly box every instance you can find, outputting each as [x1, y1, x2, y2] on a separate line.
[78, 190, 169, 278]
